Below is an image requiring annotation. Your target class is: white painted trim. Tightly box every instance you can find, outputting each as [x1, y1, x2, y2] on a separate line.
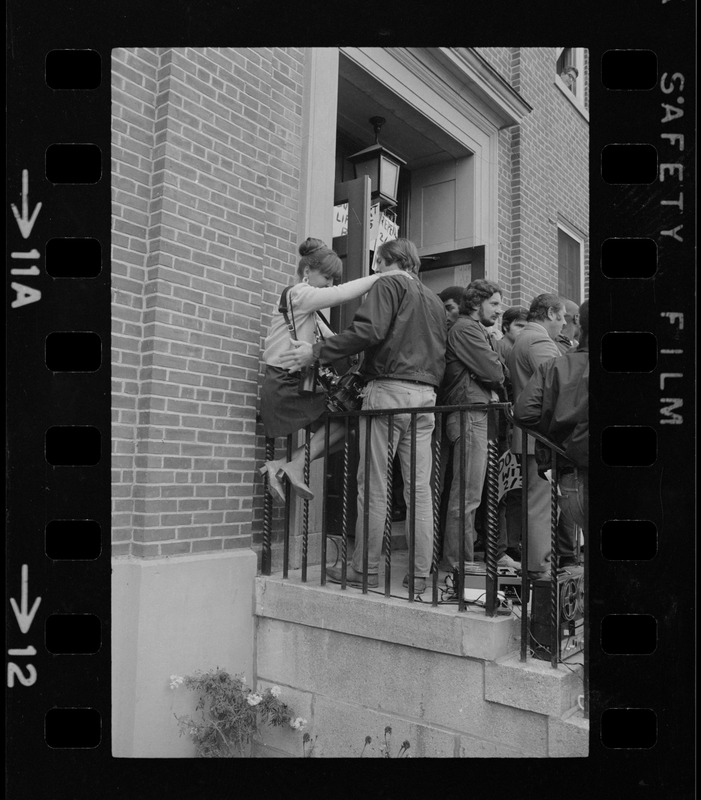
[555, 75, 590, 123]
[485, 130, 501, 280]
[435, 47, 533, 126]
[340, 47, 494, 148]
[339, 47, 502, 270]
[299, 48, 339, 245]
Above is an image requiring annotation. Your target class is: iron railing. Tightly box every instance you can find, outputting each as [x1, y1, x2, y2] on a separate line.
[261, 402, 586, 686]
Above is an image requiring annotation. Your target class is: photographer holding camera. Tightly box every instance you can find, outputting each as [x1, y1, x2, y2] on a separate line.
[259, 237, 402, 502]
[280, 238, 447, 594]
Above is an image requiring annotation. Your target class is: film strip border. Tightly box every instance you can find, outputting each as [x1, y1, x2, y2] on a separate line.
[6, 45, 110, 758]
[593, 43, 694, 756]
[5, 26, 695, 800]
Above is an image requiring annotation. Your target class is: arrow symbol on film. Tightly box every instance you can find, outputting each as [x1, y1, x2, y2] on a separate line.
[11, 169, 42, 239]
[10, 564, 42, 634]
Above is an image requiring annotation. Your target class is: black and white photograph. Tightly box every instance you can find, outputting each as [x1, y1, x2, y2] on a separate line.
[5, 0, 695, 794]
[110, 46, 590, 758]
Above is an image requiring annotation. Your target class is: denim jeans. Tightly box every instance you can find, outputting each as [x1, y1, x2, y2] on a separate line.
[351, 379, 437, 578]
[442, 409, 488, 565]
[559, 470, 586, 532]
[523, 454, 553, 573]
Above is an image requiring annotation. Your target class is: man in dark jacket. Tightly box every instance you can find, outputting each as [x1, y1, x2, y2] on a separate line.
[438, 285, 465, 329]
[280, 238, 447, 594]
[513, 300, 589, 534]
[438, 279, 509, 569]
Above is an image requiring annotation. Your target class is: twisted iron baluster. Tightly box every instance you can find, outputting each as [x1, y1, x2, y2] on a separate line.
[431, 412, 442, 606]
[282, 435, 292, 579]
[301, 425, 311, 583]
[340, 419, 351, 587]
[550, 451, 560, 667]
[484, 419, 500, 617]
[407, 414, 417, 602]
[382, 414, 394, 597]
[520, 428, 529, 661]
[262, 437, 274, 576]
[320, 417, 330, 584]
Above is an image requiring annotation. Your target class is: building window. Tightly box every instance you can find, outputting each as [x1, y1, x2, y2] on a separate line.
[557, 224, 583, 304]
[556, 47, 585, 100]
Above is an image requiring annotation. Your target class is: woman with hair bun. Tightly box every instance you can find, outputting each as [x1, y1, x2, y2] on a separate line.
[259, 237, 401, 502]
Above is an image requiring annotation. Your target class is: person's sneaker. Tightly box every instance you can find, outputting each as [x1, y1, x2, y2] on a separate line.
[558, 555, 579, 568]
[505, 547, 522, 562]
[497, 553, 521, 570]
[326, 565, 378, 588]
[402, 574, 427, 594]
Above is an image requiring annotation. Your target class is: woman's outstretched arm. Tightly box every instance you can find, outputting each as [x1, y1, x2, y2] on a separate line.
[291, 270, 403, 313]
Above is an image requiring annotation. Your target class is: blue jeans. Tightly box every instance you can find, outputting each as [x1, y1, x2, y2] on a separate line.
[559, 470, 586, 532]
[351, 379, 437, 578]
[442, 409, 488, 564]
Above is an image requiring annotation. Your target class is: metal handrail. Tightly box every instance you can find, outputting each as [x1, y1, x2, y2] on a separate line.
[260, 400, 585, 679]
[502, 405, 570, 461]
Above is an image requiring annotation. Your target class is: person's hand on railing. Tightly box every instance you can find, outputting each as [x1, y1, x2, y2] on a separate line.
[279, 338, 314, 373]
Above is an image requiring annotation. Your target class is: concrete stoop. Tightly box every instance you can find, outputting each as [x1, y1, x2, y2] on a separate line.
[253, 574, 588, 758]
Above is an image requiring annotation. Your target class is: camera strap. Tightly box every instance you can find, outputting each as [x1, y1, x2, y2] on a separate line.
[278, 286, 298, 340]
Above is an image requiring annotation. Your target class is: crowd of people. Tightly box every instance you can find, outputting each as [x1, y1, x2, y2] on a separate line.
[261, 236, 589, 594]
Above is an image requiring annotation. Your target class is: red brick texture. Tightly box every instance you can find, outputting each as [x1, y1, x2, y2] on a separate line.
[112, 47, 306, 557]
[506, 47, 589, 307]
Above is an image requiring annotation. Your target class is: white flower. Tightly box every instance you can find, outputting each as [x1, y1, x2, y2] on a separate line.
[270, 685, 281, 698]
[246, 692, 263, 707]
[169, 675, 184, 690]
[289, 716, 307, 730]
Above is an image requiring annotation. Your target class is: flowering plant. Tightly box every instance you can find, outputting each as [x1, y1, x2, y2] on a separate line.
[361, 726, 411, 758]
[171, 668, 298, 757]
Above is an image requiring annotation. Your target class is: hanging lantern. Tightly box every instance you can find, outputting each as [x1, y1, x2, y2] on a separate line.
[348, 116, 406, 209]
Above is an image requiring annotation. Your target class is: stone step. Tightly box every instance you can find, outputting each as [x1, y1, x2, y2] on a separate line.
[484, 652, 585, 718]
[256, 569, 520, 662]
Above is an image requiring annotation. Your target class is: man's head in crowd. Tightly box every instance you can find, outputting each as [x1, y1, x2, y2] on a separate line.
[501, 306, 528, 343]
[438, 285, 465, 328]
[375, 238, 422, 275]
[527, 293, 566, 339]
[460, 279, 503, 327]
[562, 299, 581, 342]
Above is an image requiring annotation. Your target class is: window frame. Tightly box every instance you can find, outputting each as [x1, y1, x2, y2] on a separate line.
[555, 47, 589, 120]
[557, 221, 585, 305]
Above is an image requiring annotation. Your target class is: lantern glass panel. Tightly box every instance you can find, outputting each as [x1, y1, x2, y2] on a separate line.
[379, 157, 399, 202]
[353, 157, 379, 193]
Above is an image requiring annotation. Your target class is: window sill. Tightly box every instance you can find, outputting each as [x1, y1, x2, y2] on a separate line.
[554, 76, 590, 123]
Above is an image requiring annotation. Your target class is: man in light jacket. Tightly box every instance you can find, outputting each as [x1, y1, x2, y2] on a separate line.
[506, 293, 566, 579]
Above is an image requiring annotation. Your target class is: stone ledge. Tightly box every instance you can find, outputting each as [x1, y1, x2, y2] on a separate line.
[547, 706, 589, 757]
[484, 653, 584, 718]
[256, 574, 520, 662]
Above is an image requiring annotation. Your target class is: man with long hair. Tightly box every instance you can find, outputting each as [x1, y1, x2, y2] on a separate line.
[439, 279, 510, 569]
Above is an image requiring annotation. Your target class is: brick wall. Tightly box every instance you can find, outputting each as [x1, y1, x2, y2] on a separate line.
[111, 47, 306, 558]
[497, 47, 589, 308]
